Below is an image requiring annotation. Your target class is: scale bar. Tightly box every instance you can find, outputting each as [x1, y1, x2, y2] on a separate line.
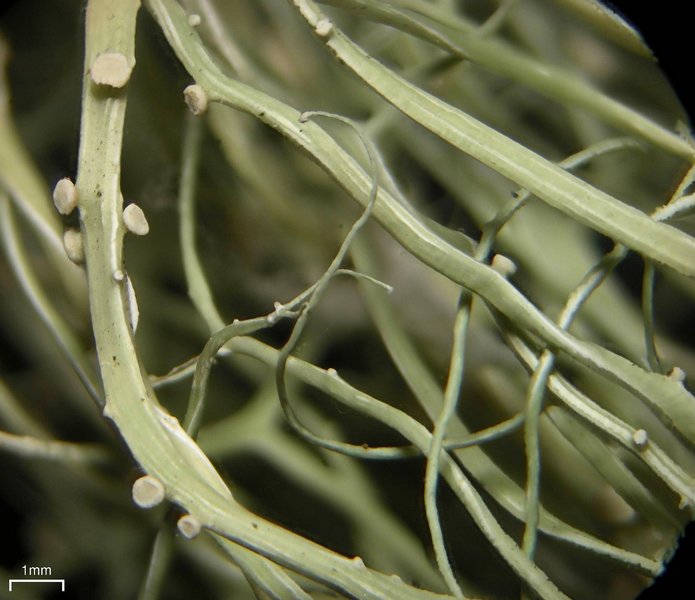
[9, 579, 65, 591]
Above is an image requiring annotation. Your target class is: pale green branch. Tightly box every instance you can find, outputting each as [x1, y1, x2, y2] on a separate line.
[424, 294, 470, 599]
[0, 429, 110, 464]
[0, 194, 102, 407]
[77, 4, 453, 596]
[179, 112, 225, 333]
[295, 0, 695, 277]
[147, 0, 695, 449]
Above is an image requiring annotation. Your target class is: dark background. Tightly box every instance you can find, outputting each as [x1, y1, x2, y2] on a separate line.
[0, 1, 693, 598]
[606, 3, 695, 598]
[606, 1, 695, 115]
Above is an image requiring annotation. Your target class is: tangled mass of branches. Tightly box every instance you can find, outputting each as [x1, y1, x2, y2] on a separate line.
[1, 1, 694, 599]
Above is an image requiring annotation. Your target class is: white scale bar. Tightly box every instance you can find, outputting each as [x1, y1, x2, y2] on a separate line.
[9, 579, 65, 591]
